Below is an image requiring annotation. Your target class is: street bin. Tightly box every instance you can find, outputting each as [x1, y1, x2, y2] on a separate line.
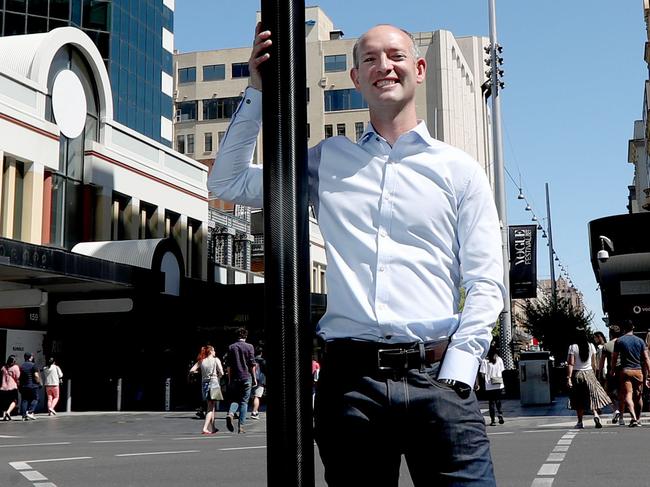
[519, 351, 551, 405]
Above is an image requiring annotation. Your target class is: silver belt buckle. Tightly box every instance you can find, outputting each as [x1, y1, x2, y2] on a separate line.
[377, 348, 409, 371]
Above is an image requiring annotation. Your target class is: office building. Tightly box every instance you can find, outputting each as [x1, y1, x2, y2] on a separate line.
[0, 0, 175, 145]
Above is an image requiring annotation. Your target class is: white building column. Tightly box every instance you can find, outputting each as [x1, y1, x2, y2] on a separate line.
[1, 157, 16, 238]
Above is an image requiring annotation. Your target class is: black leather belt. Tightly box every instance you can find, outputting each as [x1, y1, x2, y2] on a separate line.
[322, 338, 449, 375]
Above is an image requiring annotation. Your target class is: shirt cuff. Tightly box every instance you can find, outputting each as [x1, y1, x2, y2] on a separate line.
[237, 86, 262, 122]
[438, 347, 480, 387]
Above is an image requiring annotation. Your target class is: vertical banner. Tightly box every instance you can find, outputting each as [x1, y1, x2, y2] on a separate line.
[509, 225, 537, 299]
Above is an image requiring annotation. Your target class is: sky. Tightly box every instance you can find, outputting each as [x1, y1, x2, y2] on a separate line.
[174, 1, 647, 334]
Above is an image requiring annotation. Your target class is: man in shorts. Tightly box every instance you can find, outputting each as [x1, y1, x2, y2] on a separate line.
[612, 320, 650, 427]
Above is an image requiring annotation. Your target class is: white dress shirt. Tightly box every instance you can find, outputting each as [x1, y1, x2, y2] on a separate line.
[208, 87, 505, 385]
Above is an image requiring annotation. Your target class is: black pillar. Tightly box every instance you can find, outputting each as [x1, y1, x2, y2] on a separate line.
[260, 1, 314, 486]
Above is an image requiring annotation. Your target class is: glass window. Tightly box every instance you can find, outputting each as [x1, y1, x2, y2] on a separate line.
[203, 64, 225, 81]
[218, 131, 225, 147]
[203, 96, 242, 120]
[176, 135, 185, 154]
[48, 17, 67, 29]
[50, 0, 70, 20]
[27, 15, 48, 33]
[324, 89, 369, 112]
[204, 132, 213, 152]
[306, 123, 310, 139]
[178, 66, 196, 83]
[4, 12, 26, 35]
[6, 0, 26, 13]
[355, 122, 365, 141]
[177, 101, 197, 121]
[187, 134, 195, 154]
[71, 0, 82, 26]
[231, 62, 250, 78]
[324, 54, 346, 73]
[28, 0, 48, 15]
[324, 124, 333, 138]
[82, 0, 110, 30]
[337, 123, 346, 136]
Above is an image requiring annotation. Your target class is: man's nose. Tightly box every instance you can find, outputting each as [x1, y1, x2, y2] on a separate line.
[377, 55, 393, 73]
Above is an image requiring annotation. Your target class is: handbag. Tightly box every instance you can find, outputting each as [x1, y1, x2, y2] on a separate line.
[490, 376, 503, 385]
[208, 359, 223, 401]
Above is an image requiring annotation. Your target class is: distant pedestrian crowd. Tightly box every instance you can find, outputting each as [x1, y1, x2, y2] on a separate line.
[1, 353, 63, 421]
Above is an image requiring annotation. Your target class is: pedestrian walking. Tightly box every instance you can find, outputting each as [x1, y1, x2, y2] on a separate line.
[311, 357, 320, 410]
[250, 346, 265, 420]
[1, 355, 20, 421]
[225, 328, 256, 434]
[189, 345, 224, 435]
[480, 345, 505, 426]
[42, 357, 63, 416]
[19, 352, 41, 420]
[209, 22, 505, 485]
[593, 331, 607, 384]
[612, 320, 650, 427]
[600, 325, 622, 423]
[566, 329, 611, 429]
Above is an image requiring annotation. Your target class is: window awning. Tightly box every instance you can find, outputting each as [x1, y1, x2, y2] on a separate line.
[72, 238, 184, 296]
[598, 252, 650, 286]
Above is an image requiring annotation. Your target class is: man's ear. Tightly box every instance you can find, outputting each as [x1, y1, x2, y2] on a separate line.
[350, 67, 360, 90]
[416, 58, 426, 85]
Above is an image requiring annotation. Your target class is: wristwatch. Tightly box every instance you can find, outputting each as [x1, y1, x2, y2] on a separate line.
[439, 379, 472, 399]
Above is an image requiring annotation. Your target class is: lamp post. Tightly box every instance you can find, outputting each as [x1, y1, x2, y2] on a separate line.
[487, 0, 514, 369]
[545, 183, 557, 303]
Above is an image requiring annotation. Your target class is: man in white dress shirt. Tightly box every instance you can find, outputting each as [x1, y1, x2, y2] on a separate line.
[209, 22, 505, 486]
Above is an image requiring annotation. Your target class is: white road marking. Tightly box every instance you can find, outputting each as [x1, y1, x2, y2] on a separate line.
[530, 428, 581, 486]
[91, 439, 152, 444]
[0, 442, 70, 448]
[25, 457, 92, 464]
[0, 434, 20, 438]
[220, 446, 267, 451]
[21, 470, 48, 481]
[546, 453, 565, 462]
[9, 461, 31, 470]
[115, 450, 199, 457]
[33, 483, 57, 487]
[531, 478, 554, 486]
[537, 464, 560, 476]
[486, 431, 513, 436]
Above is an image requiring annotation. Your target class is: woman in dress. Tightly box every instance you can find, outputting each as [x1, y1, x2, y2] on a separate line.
[190, 345, 224, 435]
[567, 329, 612, 429]
[480, 345, 505, 426]
[42, 357, 64, 415]
[1, 355, 20, 420]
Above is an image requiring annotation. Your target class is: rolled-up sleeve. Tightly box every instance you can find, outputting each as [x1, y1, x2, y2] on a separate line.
[438, 165, 506, 386]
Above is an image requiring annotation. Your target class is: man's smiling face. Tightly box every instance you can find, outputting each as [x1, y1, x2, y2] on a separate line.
[350, 25, 426, 112]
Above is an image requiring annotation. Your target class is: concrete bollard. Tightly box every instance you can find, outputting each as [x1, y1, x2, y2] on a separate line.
[116, 378, 122, 411]
[65, 379, 72, 413]
[164, 378, 171, 412]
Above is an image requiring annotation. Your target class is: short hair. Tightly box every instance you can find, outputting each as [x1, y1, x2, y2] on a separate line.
[621, 320, 634, 333]
[237, 327, 249, 339]
[24, 352, 33, 361]
[352, 25, 421, 69]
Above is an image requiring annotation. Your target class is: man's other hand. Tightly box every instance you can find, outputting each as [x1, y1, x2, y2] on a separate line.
[249, 21, 272, 91]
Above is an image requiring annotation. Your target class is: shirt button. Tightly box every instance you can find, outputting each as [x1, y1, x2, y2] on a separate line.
[380, 229, 387, 238]
[246, 99, 251, 104]
[384, 194, 390, 201]
[379, 266, 385, 272]
[375, 137, 380, 142]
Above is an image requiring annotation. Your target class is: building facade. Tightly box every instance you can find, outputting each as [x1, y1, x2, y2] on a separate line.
[0, 0, 175, 145]
[173, 6, 493, 293]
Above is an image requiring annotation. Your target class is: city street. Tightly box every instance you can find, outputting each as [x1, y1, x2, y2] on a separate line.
[0, 398, 648, 486]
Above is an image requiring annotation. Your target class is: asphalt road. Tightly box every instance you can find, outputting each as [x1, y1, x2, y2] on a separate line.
[0, 401, 648, 486]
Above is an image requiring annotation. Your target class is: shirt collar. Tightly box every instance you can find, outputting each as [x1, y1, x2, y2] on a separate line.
[358, 120, 435, 148]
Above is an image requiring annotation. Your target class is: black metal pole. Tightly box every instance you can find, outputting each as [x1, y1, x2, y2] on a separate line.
[260, 1, 314, 486]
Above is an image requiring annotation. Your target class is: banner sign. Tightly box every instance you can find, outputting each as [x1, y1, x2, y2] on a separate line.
[509, 225, 537, 299]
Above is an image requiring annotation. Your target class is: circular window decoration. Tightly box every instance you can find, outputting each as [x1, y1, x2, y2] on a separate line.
[51, 69, 87, 139]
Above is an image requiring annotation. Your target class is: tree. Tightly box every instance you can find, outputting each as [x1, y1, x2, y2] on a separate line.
[521, 293, 593, 362]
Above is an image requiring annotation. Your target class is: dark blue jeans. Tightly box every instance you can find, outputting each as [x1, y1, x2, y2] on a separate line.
[314, 361, 496, 486]
[228, 378, 252, 427]
[20, 387, 39, 416]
